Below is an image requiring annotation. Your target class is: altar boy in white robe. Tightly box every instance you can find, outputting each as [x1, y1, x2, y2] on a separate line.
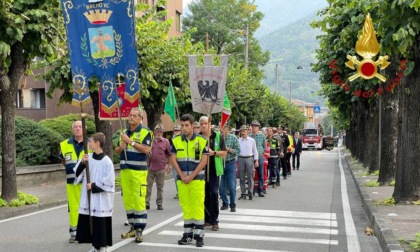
[74, 132, 115, 252]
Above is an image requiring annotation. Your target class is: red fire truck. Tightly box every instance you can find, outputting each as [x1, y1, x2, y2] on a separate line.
[302, 122, 323, 150]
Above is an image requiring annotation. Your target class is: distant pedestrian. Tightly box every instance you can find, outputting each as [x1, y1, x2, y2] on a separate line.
[115, 107, 152, 243]
[292, 132, 302, 170]
[266, 127, 282, 187]
[170, 114, 209, 247]
[237, 125, 258, 200]
[200, 116, 227, 232]
[249, 120, 267, 197]
[193, 121, 201, 134]
[169, 125, 182, 199]
[220, 124, 240, 212]
[284, 128, 293, 175]
[59, 120, 92, 243]
[146, 124, 171, 210]
[74, 132, 115, 252]
[277, 126, 290, 179]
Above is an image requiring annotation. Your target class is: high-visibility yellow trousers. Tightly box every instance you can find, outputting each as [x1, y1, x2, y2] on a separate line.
[121, 169, 148, 231]
[66, 183, 82, 236]
[177, 179, 205, 238]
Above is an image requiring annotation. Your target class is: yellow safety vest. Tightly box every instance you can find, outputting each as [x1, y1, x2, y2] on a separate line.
[60, 139, 92, 184]
[119, 125, 153, 171]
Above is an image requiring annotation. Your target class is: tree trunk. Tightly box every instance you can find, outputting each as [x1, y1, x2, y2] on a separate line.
[393, 58, 420, 203]
[0, 43, 25, 202]
[90, 91, 114, 160]
[367, 101, 379, 173]
[142, 98, 163, 130]
[378, 68, 398, 185]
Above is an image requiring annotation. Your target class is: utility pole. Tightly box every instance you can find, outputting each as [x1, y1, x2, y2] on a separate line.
[289, 82, 292, 102]
[244, 25, 249, 69]
[275, 64, 278, 93]
[206, 32, 209, 54]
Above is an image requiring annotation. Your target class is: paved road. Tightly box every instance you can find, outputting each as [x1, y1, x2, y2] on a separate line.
[0, 149, 381, 252]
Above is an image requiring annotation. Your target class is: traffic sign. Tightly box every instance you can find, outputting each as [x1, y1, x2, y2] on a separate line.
[314, 105, 321, 113]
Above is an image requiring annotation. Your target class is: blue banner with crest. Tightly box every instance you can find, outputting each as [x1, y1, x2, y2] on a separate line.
[61, 0, 139, 110]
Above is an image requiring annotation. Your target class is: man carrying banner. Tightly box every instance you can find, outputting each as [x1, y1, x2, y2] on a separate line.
[170, 114, 209, 247]
[115, 107, 152, 243]
[59, 120, 92, 243]
[200, 116, 227, 231]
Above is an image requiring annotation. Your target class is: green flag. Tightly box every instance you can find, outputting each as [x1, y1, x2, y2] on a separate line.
[164, 81, 177, 122]
[221, 92, 231, 128]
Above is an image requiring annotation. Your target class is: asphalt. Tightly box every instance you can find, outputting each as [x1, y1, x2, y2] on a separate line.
[0, 149, 418, 252]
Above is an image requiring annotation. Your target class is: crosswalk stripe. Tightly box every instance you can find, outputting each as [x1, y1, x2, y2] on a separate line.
[138, 242, 294, 252]
[174, 221, 338, 235]
[225, 208, 336, 220]
[159, 230, 339, 245]
[218, 214, 338, 227]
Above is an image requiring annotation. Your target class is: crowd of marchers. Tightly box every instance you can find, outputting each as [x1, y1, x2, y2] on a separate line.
[58, 109, 303, 251]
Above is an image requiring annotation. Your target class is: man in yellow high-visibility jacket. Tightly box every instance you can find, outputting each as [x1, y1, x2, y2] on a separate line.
[170, 114, 209, 248]
[115, 107, 153, 243]
[59, 120, 92, 243]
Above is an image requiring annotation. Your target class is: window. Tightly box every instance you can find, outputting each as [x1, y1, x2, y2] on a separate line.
[175, 11, 181, 31]
[30, 89, 45, 109]
[157, 4, 166, 21]
[17, 90, 24, 108]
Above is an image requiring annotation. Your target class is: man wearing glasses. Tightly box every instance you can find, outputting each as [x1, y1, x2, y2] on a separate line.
[115, 107, 153, 243]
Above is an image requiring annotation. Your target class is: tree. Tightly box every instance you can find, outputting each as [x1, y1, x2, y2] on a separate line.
[312, 0, 420, 202]
[0, 0, 61, 202]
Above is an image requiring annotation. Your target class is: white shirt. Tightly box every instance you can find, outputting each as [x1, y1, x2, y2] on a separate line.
[74, 154, 115, 217]
[238, 136, 258, 160]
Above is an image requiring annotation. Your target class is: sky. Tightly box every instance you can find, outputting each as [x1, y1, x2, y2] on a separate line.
[183, 0, 193, 9]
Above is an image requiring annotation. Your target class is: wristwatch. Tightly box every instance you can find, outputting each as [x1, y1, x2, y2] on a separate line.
[131, 142, 135, 146]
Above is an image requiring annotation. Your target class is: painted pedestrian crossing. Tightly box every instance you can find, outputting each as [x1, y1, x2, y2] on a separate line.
[137, 208, 339, 251]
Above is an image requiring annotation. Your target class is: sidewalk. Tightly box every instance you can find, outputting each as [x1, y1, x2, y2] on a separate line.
[343, 149, 420, 252]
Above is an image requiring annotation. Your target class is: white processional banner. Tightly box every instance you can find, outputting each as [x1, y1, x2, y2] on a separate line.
[189, 55, 228, 114]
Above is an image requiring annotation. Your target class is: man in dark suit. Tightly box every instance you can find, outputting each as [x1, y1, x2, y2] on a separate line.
[292, 132, 303, 170]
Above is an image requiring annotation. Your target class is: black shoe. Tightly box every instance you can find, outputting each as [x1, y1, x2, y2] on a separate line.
[276, 182, 280, 186]
[157, 205, 163, 210]
[263, 190, 267, 194]
[178, 235, 193, 245]
[196, 237, 204, 247]
[248, 194, 253, 200]
[293, 167, 296, 170]
[230, 207, 236, 212]
[220, 205, 229, 210]
[258, 193, 265, 197]
[284, 176, 287, 179]
[297, 168, 299, 170]
[146, 205, 150, 210]
[238, 195, 246, 200]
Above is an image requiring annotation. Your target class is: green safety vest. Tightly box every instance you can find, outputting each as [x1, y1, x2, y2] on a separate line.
[213, 131, 224, 176]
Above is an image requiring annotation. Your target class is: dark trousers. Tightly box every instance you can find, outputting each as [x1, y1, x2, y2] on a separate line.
[205, 175, 219, 225]
[286, 153, 292, 174]
[292, 153, 300, 169]
[279, 157, 287, 178]
[268, 158, 279, 184]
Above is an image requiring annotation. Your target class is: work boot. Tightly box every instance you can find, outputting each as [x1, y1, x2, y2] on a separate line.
[196, 237, 204, 247]
[248, 192, 253, 200]
[272, 183, 276, 188]
[230, 207, 236, 212]
[135, 228, 143, 243]
[220, 205, 229, 210]
[178, 233, 193, 245]
[69, 235, 77, 243]
[211, 224, 219, 231]
[121, 226, 136, 239]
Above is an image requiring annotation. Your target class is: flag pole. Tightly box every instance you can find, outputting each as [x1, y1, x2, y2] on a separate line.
[72, 80, 93, 235]
[116, 74, 127, 161]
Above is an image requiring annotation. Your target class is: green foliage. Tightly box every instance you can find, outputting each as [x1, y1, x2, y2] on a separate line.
[390, 180, 396, 186]
[115, 176, 121, 187]
[410, 233, 420, 252]
[0, 197, 6, 207]
[413, 200, 420, 205]
[5, 192, 39, 207]
[374, 197, 395, 206]
[365, 181, 380, 187]
[0, 116, 63, 166]
[39, 114, 96, 139]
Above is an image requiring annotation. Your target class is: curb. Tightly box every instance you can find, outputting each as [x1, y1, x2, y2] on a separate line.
[0, 199, 68, 221]
[342, 149, 404, 252]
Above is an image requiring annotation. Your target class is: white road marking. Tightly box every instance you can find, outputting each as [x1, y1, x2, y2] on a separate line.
[223, 208, 336, 220]
[0, 205, 66, 224]
[339, 148, 361, 252]
[107, 213, 183, 251]
[138, 242, 293, 252]
[218, 214, 337, 227]
[159, 230, 338, 245]
[174, 221, 339, 235]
